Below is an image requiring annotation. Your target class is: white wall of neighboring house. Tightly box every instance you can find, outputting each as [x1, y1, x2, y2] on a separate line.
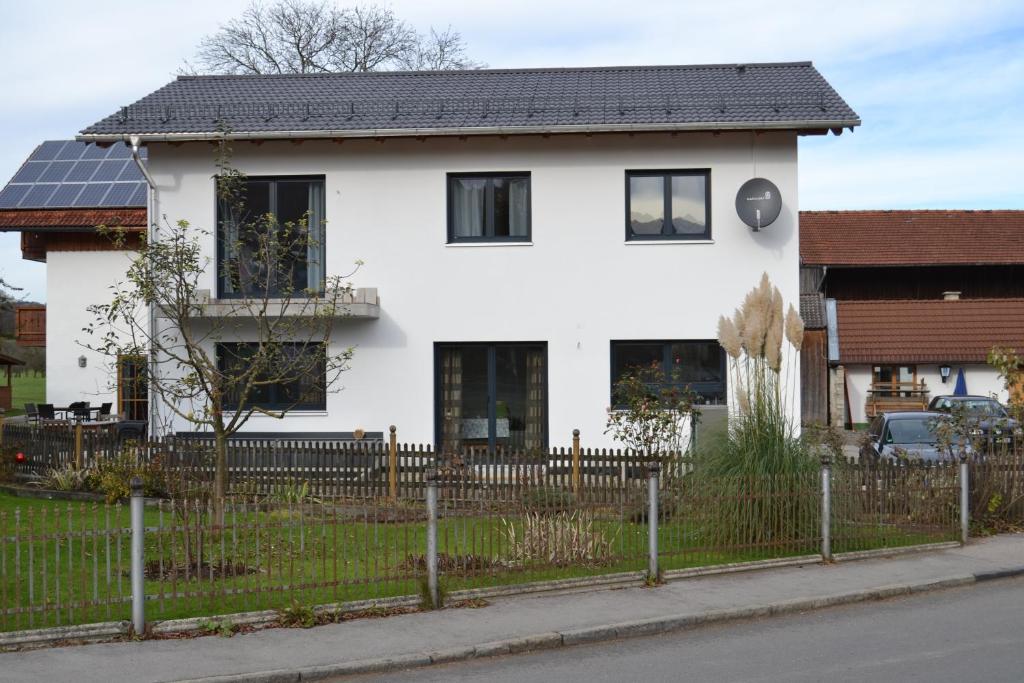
[101, 131, 799, 446]
[45, 249, 139, 410]
[844, 363, 1008, 425]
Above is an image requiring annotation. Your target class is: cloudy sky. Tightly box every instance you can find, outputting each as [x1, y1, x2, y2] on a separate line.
[1, 0, 1022, 301]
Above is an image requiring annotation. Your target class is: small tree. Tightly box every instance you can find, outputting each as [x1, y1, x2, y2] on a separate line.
[86, 140, 362, 514]
[605, 361, 700, 466]
[188, 0, 483, 75]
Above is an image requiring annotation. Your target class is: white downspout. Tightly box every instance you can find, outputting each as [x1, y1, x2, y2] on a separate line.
[129, 135, 159, 437]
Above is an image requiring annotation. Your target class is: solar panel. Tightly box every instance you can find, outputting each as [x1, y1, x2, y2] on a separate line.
[0, 140, 147, 209]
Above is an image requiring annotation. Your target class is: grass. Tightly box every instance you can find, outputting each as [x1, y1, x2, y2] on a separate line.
[6, 374, 45, 418]
[0, 490, 960, 634]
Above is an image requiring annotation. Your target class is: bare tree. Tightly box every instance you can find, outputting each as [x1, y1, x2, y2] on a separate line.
[190, 0, 483, 75]
[85, 141, 362, 514]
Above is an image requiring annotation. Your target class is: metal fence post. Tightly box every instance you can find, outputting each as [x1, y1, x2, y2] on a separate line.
[820, 453, 832, 562]
[571, 429, 581, 492]
[388, 425, 398, 501]
[425, 468, 439, 608]
[130, 476, 145, 634]
[960, 453, 970, 545]
[647, 462, 660, 581]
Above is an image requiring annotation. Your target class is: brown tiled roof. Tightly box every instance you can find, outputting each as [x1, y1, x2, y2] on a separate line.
[836, 298, 1024, 364]
[800, 210, 1024, 266]
[0, 208, 146, 230]
[800, 293, 826, 329]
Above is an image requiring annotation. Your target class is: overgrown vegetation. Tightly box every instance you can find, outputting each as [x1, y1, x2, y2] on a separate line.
[502, 511, 618, 567]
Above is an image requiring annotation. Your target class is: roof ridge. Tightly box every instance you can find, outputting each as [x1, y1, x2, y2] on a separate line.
[176, 61, 816, 81]
[839, 298, 1024, 304]
[802, 209, 1024, 214]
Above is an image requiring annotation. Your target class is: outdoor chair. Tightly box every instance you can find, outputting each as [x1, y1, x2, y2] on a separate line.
[70, 401, 92, 422]
[24, 403, 38, 422]
[99, 402, 113, 418]
[37, 404, 55, 420]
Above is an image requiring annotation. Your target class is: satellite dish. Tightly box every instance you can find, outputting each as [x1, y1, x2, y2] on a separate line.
[735, 178, 782, 231]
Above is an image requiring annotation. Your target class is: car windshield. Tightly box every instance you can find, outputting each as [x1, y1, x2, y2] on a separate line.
[887, 418, 938, 444]
[957, 400, 1007, 417]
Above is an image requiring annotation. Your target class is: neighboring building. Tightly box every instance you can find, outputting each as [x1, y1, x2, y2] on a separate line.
[0, 141, 148, 413]
[13, 62, 860, 447]
[800, 210, 1024, 426]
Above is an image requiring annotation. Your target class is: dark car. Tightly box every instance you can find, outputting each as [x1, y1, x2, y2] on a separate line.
[927, 395, 1021, 446]
[861, 411, 961, 462]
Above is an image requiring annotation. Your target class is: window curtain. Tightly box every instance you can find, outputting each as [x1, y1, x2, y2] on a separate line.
[440, 348, 463, 455]
[509, 178, 529, 237]
[220, 200, 240, 295]
[525, 349, 545, 454]
[452, 179, 485, 237]
[306, 182, 325, 293]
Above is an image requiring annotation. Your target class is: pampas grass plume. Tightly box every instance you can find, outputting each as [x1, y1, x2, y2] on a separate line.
[718, 315, 742, 359]
[785, 304, 805, 351]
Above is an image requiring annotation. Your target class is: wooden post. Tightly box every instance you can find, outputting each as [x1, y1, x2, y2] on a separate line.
[572, 429, 581, 492]
[74, 423, 84, 470]
[388, 425, 398, 500]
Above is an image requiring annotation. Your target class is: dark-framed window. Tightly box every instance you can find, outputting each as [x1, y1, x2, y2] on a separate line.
[610, 340, 726, 406]
[447, 173, 531, 243]
[625, 170, 710, 240]
[217, 342, 327, 411]
[435, 342, 547, 454]
[216, 176, 326, 298]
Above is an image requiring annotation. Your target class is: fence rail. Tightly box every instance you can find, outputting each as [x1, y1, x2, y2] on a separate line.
[2, 451, 1008, 635]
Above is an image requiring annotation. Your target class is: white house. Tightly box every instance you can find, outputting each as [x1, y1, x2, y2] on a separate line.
[5, 62, 860, 448]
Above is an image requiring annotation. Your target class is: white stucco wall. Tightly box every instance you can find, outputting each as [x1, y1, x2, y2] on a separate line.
[844, 363, 1008, 425]
[46, 249, 139, 409]
[137, 131, 800, 445]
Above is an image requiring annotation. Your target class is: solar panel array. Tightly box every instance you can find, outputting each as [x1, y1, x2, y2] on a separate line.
[0, 140, 147, 210]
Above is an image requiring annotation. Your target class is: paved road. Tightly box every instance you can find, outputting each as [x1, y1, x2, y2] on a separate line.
[353, 577, 1024, 682]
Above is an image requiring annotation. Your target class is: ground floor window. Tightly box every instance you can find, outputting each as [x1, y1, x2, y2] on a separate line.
[435, 343, 547, 455]
[217, 343, 327, 411]
[117, 354, 148, 421]
[872, 365, 917, 397]
[610, 340, 726, 405]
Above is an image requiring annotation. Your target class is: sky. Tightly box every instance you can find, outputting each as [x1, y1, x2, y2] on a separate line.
[1, 0, 1022, 302]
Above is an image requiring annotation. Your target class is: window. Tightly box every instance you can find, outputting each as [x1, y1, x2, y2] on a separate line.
[217, 176, 326, 298]
[625, 170, 710, 240]
[872, 365, 917, 397]
[447, 173, 531, 243]
[435, 343, 547, 453]
[610, 340, 726, 405]
[217, 343, 326, 410]
[117, 354, 148, 421]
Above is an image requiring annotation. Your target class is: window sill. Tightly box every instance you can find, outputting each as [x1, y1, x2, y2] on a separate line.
[245, 410, 329, 417]
[624, 239, 715, 245]
[446, 242, 534, 248]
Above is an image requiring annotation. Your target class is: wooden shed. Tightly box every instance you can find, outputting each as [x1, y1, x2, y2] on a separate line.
[0, 352, 26, 412]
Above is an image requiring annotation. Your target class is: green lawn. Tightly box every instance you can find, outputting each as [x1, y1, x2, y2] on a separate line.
[0, 491, 959, 633]
[6, 374, 45, 417]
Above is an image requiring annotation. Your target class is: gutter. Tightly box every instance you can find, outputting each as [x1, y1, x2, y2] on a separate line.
[128, 135, 160, 436]
[77, 118, 861, 144]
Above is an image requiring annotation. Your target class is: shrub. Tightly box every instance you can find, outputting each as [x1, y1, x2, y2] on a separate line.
[38, 465, 92, 492]
[93, 447, 167, 503]
[502, 511, 617, 567]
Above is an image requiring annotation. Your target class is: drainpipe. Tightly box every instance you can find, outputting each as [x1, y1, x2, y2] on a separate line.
[129, 135, 159, 437]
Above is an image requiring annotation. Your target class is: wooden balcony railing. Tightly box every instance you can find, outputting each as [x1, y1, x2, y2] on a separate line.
[15, 305, 45, 347]
[865, 380, 929, 418]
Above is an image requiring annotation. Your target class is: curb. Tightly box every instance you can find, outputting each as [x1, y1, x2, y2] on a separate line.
[171, 566, 1024, 683]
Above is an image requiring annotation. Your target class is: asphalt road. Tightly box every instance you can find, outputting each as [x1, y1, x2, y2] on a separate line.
[350, 577, 1024, 682]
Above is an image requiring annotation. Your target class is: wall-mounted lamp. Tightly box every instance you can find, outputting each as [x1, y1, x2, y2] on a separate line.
[78, 355, 87, 368]
[939, 364, 952, 383]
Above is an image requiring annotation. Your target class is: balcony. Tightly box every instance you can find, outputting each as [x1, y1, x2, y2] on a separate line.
[15, 305, 45, 347]
[180, 288, 380, 320]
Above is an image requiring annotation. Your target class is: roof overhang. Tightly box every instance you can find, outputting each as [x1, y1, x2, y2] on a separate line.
[77, 118, 860, 145]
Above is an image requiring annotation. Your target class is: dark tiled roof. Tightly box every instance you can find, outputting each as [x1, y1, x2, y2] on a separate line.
[0, 208, 146, 230]
[79, 62, 859, 140]
[800, 292, 827, 329]
[801, 210, 1024, 266]
[836, 298, 1024, 363]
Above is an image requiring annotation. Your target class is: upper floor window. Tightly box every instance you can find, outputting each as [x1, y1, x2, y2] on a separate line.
[626, 170, 710, 241]
[611, 340, 726, 405]
[217, 176, 325, 298]
[447, 173, 531, 243]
